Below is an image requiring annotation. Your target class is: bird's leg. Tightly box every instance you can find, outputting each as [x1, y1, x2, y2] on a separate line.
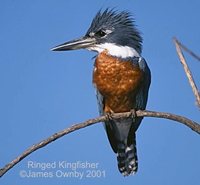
[130, 109, 137, 122]
[104, 107, 115, 121]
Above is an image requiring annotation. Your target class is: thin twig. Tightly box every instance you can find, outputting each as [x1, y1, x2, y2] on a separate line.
[173, 37, 200, 107]
[0, 110, 199, 178]
[178, 40, 200, 62]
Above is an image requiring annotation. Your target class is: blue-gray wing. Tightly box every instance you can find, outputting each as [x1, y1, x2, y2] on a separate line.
[95, 87, 104, 116]
[133, 57, 151, 130]
[95, 88, 119, 152]
[135, 57, 151, 110]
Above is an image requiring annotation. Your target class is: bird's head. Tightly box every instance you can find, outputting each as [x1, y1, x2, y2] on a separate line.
[51, 8, 142, 58]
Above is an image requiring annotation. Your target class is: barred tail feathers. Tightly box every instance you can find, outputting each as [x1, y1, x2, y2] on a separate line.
[104, 118, 139, 176]
[117, 136, 138, 176]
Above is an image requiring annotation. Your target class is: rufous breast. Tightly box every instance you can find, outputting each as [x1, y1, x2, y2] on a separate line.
[93, 51, 144, 113]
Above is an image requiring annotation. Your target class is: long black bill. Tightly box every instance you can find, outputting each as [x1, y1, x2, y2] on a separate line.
[51, 36, 96, 51]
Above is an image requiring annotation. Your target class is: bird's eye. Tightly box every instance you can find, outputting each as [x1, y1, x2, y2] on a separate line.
[95, 30, 106, 37]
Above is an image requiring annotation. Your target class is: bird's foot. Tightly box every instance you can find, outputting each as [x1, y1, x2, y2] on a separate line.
[130, 109, 137, 122]
[105, 112, 114, 121]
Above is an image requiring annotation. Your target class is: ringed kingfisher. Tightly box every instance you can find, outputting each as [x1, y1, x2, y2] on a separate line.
[51, 8, 151, 176]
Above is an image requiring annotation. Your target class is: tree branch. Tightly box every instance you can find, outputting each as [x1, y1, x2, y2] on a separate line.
[175, 39, 200, 62]
[0, 110, 199, 178]
[173, 37, 200, 108]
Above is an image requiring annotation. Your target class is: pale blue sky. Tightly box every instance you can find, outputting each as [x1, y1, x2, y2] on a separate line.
[0, 1, 200, 185]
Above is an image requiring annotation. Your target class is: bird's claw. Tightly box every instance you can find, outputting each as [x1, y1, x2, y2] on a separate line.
[105, 112, 114, 121]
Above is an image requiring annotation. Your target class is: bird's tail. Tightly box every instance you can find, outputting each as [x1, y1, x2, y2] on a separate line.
[117, 134, 138, 176]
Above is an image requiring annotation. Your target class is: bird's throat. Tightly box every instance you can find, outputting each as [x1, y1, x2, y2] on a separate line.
[88, 43, 140, 58]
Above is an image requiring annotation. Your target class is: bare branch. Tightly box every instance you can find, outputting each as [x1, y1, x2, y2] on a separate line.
[173, 37, 200, 107]
[0, 110, 199, 178]
[176, 40, 200, 62]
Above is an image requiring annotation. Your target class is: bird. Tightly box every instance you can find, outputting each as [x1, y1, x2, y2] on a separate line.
[51, 8, 151, 176]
